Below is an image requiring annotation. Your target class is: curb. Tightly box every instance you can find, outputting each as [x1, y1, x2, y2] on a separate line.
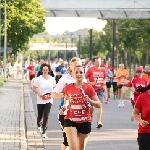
[20, 82, 27, 150]
[23, 81, 45, 150]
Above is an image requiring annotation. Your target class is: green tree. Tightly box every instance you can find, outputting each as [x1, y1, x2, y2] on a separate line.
[1, 0, 46, 54]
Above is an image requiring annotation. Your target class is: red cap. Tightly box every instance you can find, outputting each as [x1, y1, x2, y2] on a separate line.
[136, 67, 142, 72]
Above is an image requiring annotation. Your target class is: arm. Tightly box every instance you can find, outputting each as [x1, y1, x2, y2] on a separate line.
[127, 77, 138, 93]
[51, 92, 64, 99]
[59, 91, 67, 115]
[32, 77, 42, 97]
[116, 70, 122, 79]
[84, 94, 101, 108]
[51, 75, 66, 98]
[127, 79, 134, 92]
[32, 86, 43, 97]
[132, 108, 149, 127]
[128, 87, 135, 92]
[110, 71, 114, 78]
[86, 79, 96, 86]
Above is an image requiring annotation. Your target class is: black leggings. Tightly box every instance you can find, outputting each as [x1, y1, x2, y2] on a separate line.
[138, 133, 150, 150]
[37, 102, 52, 134]
[58, 114, 69, 146]
[112, 82, 118, 93]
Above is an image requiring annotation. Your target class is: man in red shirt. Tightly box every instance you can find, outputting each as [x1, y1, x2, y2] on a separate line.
[127, 67, 147, 121]
[127, 67, 147, 106]
[27, 61, 36, 88]
[85, 56, 106, 128]
[132, 84, 150, 150]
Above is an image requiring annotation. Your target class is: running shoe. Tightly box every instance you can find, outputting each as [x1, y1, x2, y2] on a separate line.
[105, 99, 109, 104]
[115, 95, 118, 99]
[118, 100, 121, 108]
[42, 133, 48, 138]
[37, 126, 42, 132]
[121, 101, 125, 108]
[96, 122, 103, 129]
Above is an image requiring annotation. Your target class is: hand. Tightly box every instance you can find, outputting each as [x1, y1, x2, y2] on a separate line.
[84, 95, 90, 102]
[135, 85, 143, 93]
[118, 75, 122, 78]
[59, 105, 66, 115]
[139, 119, 149, 127]
[84, 95, 92, 107]
[133, 90, 139, 93]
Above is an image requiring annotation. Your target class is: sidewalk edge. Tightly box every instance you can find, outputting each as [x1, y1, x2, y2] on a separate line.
[20, 82, 27, 150]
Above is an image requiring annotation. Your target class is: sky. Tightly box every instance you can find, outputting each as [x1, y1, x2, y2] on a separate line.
[44, 17, 107, 35]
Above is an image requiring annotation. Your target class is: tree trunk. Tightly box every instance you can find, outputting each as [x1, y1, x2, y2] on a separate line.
[124, 50, 128, 69]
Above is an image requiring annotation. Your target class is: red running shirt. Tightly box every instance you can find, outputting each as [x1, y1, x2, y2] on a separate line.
[27, 65, 36, 76]
[127, 75, 147, 103]
[135, 92, 150, 133]
[85, 67, 106, 90]
[64, 83, 96, 123]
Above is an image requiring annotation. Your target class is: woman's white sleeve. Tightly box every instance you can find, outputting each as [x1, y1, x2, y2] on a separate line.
[53, 77, 65, 93]
[33, 77, 39, 87]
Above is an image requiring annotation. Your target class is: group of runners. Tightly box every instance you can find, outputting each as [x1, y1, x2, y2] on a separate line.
[28, 56, 150, 150]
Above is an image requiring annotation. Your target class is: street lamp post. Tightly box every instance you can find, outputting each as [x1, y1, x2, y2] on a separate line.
[78, 35, 81, 58]
[112, 19, 116, 70]
[89, 29, 93, 60]
[48, 50, 50, 63]
[4, 0, 7, 82]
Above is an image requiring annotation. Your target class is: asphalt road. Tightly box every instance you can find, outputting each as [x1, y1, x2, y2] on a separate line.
[30, 88, 138, 150]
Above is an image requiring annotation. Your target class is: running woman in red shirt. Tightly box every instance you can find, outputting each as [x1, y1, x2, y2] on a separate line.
[27, 61, 36, 88]
[62, 65, 101, 150]
[127, 67, 147, 121]
[85, 56, 106, 128]
[132, 84, 150, 150]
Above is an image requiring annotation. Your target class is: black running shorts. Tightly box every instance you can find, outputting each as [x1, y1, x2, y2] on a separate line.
[64, 119, 91, 134]
[137, 133, 150, 150]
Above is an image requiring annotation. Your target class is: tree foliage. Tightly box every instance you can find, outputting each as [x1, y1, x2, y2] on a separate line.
[79, 19, 150, 68]
[1, 0, 46, 54]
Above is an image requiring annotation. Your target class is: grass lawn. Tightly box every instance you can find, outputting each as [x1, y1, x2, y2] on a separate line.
[110, 86, 130, 97]
[0, 77, 4, 86]
[126, 88, 130, 97]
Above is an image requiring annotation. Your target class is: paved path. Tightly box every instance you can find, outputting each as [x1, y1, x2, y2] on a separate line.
[0, 80, 26, 150]
[0, 80, 139, 150]
[24, 81, 139, 150]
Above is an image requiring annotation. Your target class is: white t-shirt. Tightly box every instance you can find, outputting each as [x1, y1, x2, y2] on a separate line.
[53, 73, 87, 93]
[53, 73, 75, 93]
[51, 62, 61, 76]
[33, 75, 56, 104]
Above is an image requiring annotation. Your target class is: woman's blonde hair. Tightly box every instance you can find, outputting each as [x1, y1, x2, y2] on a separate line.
[70, 57, 81, 63]
[67, 57, 81, 73]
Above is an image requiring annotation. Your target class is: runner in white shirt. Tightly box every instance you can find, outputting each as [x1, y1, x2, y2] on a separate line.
[51, 58, 61, 76]
[33, 63, 56, 138]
